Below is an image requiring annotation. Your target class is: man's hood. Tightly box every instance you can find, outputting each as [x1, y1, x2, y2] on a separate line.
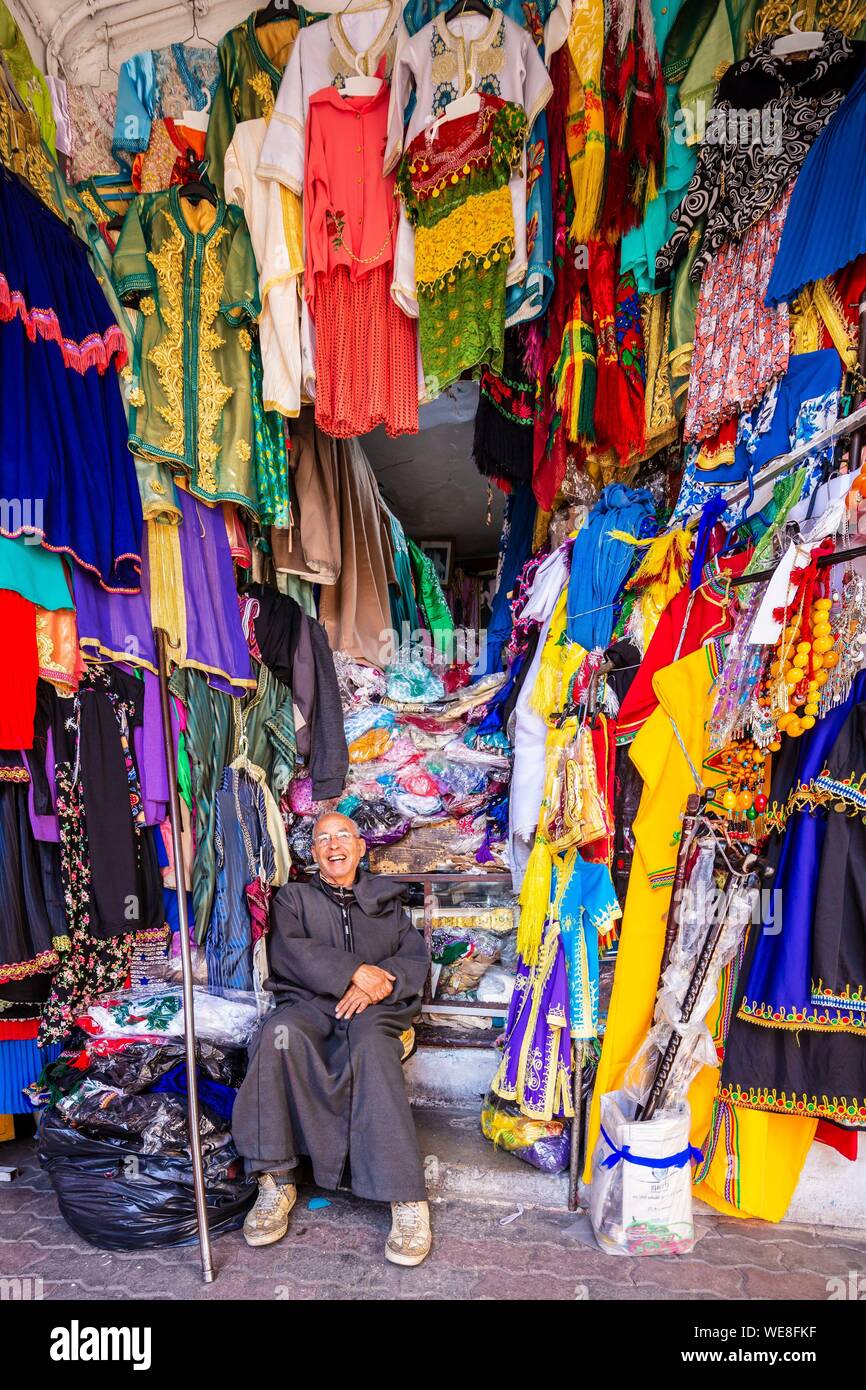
[352, 869, 409, 917]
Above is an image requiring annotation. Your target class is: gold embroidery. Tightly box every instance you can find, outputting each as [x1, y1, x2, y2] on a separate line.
[121, 365, 133, 381]
[247, 69, 275, 120]
[147, 223, 187, 456]
[79, 189, 103, 222]
[432, 50, 459, 84]
[196, 228, 233, 493]
[238, 327, 252, 351]
[139, 295, 156, 316]
[414, 183, 514, 288]
[129, 387, 146, 407]
[236, 439, 251, 462]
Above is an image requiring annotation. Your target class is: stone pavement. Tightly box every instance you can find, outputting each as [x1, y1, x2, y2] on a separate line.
[2, 1123, 865, 1301]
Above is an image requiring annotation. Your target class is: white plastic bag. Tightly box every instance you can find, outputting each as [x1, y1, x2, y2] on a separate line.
[590, 1091, 698, 1256]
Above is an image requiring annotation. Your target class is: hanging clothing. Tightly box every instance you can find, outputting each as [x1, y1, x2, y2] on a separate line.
[767, 58, 866, 307]
[656, 30, 864, 284]
[247, 583, 349, 802]
[0, 765, 65, 988]
[473, 328, 535, 489]
[556, 848, 621, 1039]
[483, 482, 537, 674]
[0, 0, 56, 153]
[491, 917, 572, 1119]
[225, 115, 303, 423]
[0, 164, 142, 593]
[169, 666, 234, 941]
[259, 0, 406, 193]
[112, 43, 219, 161]
[408, 538, 453, 655]
[66, 84, 121, 183]
[395, 96, 527, 395]
[400, 0, 559, 325]
[207, 765, 276, 991]
[0, 537, 71, 610]
[112, 187, 261, 514]
[318, 438, 399, 669]
[685, 187, 791, 444]
[304, 83, 418, 437]
[206, 11, 299, 196]
[130, 117, 206, 193]
[74, 487, 255, 696]
[231, 872, 430, 1202]
[386, 8, 553, 324]
[565, 484, 656, 651]
[272, 409, 341, 586]
[584, 641, 734, 1182]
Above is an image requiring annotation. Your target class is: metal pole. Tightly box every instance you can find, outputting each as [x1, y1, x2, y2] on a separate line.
[567, 1040, 585, 1212]
[155, 627, 215, 1284]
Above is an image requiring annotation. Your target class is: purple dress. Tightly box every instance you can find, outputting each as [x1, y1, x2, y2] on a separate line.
[74, 489, 253, 696]
[491, 921, 573, 1120]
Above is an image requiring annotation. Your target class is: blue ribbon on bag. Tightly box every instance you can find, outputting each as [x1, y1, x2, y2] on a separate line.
[600, 1125, 703, 1171]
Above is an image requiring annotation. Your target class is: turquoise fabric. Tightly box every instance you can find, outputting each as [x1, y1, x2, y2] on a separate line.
[0, 536, 73, 609]
[620, 0, 695, 294]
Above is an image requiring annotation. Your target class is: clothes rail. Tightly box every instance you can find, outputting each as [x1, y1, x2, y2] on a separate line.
[724, 399, 866, 508]
[729, 540, 866, 587]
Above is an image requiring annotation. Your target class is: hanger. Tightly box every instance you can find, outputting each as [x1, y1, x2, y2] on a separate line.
[771, 10, 825, 55]
[180, 172, 218, 206]
[177, 0, 217, 50]
[256, 0, 300, 23]
[444, 0, 494, 20]
[341, 53, 384, 98]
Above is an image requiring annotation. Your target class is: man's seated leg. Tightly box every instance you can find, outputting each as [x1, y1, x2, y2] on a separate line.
[347, 1008, 432, 1267]
[234, 1003, 329, 1249]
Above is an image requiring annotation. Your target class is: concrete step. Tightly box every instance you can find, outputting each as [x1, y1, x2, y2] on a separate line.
[408, 1047, 866, 1230]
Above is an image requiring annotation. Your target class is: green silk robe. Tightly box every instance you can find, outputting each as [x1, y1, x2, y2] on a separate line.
[112, 186, 261, 513]
[204, 10, 299, 196]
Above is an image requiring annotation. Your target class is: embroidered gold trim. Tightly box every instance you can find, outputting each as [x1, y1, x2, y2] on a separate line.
[196, 228, 233, 494]
[147, 222, 186, 457]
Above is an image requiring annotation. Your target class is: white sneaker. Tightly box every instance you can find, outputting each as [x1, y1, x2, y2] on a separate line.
[243, 1173, 297, 1247]
[385, 1199, 432, 1266]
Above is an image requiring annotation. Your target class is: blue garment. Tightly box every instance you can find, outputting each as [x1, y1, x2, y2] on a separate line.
[206, 768, 275, 992]
[716, 349, 843, 486]
[743, 669, 866, 1025]
[112, 44, 219, 157]
[387, 511, 420, 641]
[149, 1063, 236, 1123]
[0, 1039, 62, 1112]
[554, 851, 620, 1039]
[766, 60, 866, 307]
[482, 482, 536, 674]
[669, 349, 844, 527]
[0, 165, 143, 592]
[620, 0, 694, 294]
[400, 0, 554, 324]
[565, 484, 656, 649]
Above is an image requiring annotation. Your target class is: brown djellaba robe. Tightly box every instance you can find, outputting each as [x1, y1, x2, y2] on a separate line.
[232, 871, 430, 1202]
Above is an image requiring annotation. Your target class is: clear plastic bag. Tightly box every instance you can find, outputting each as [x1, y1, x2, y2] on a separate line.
[589, 1091, 698, 1256]
[77, 984, 273, 1048]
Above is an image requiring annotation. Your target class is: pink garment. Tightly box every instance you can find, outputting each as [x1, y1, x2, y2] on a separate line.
[684, 187, 792, 444]
[304, 80, 398, 310]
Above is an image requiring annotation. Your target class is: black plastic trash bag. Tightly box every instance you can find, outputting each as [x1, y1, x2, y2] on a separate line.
[38, 1110, 255, 1250]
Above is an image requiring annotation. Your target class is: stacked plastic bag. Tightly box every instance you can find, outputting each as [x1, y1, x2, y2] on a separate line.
[36, 985, 270, 1249]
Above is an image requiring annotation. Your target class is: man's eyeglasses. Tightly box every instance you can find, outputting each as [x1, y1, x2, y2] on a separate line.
[313, 829, 357, 846]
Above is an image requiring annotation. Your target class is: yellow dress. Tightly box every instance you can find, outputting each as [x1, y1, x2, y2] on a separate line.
[585, 638, 816, 1218]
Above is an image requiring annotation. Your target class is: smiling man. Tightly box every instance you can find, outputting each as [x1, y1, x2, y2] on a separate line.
[231, 812, 433, 1265]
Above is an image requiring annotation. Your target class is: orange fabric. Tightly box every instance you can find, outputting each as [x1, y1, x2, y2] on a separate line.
[312, 264, 418, 438]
